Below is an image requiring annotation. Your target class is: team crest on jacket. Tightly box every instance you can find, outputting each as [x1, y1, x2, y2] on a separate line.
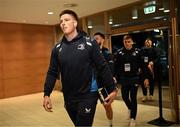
[77, 43, 85, 50]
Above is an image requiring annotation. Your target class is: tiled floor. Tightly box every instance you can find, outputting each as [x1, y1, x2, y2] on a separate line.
[0, 90, 178, 127]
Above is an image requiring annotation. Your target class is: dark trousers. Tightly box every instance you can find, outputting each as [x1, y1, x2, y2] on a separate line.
[120, 77, 139, 119]
[64, 92, 98, 127]
[141, 75, 155, 96]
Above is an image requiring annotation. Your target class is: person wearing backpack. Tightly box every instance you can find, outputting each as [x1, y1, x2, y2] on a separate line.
[94, 32, 116, 127]
[42, 9, 117, 127]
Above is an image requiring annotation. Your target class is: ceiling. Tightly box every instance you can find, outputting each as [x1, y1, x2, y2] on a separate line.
[0, 0, 140, 25]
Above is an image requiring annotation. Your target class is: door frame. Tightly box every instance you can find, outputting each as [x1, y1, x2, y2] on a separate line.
[109, 20, 178, 122]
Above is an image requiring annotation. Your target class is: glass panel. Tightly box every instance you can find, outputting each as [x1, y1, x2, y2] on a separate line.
[108, 0, 170, 29]
[86, 13, 105, 37]
[111, 27, 171, 108]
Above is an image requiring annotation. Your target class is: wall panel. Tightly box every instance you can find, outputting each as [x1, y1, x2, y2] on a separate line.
[0, 37, 4, 98]
[0, 22, 55, 98]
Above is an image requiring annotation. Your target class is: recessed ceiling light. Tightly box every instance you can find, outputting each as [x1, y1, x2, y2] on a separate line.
[164, 10, 170, 13]
[132, 16, 138, 19]
[159, 7, 164, 11]
[48, 12, 54, 15]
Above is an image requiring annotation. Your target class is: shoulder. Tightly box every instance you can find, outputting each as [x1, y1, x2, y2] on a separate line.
[102, 47, 110, 53]
[51, 40, 64, 55]
[78, 31, 92, 46]
[55, 42, 62, 48]
[84, 36, 100, 50]
[113, 47, 124, 57]
[54, 40, 63, 49]
[84, 36, 93, 47]
[141, 46, 146, 50]
[118, 47, 124, 53]
[134, 47, 140, 53]
[134, 47, 140, 51]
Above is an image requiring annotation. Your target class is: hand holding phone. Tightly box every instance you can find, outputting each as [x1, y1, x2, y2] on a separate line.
[98, 87, 109, 104]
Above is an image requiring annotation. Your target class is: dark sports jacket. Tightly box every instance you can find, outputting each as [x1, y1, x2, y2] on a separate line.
[114, 47, 147, 81]
[141, 46, 157, 76]
[101, 47, 114, 75]
[44, 31, 116, 101]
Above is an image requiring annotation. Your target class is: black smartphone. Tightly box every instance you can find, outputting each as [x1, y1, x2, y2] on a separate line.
[98, 87, 109, 103]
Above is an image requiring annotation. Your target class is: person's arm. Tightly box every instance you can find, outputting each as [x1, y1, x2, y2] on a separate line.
[147, 48, 157, 75]
[139, 49, 149, 88]
[102, 47, 117, 85]
[105, 50, 115, 76]
[91, 40, 117, 104]
[113, 49, 121, 84]
[43, 46, 59, 112]
[44, 46, 59, 96]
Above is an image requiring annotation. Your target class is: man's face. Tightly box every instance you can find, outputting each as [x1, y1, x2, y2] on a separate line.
[145, 40, 152, 47]
[123, 38, 133, 50]
[94, 35, 104, 46]
[59, 14, 77, 35]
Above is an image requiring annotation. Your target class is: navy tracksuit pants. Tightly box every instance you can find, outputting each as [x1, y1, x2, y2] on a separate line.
[64, 92, 98, 127]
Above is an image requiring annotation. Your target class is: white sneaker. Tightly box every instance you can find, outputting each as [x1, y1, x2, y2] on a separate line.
[141, 96, 147, 102]
[129, 118, 136, 127]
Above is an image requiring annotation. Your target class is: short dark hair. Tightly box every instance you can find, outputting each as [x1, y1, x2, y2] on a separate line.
[59, 9, 79, 22]
[94, 32, 105, 39]
[123, 34, 132, 40]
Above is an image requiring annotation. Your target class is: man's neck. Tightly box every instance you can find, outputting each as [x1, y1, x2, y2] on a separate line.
[65, 30, 78, 41]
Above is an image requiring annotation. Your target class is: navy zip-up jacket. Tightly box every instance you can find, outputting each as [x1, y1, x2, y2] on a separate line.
[44, 31, 116, 101]
[114, 47, 148, 81]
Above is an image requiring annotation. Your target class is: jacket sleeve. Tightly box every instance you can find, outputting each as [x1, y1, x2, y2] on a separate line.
[43, 46, 59, 96]
[139, 49, 149, 80]
[91, 40, 116, 93]
[152, 47, 158, 65]
[103, 49, 115, 76]
[113, 50, 120, 83]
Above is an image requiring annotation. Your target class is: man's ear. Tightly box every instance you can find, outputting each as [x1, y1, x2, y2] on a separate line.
[73, 21, 77, 27]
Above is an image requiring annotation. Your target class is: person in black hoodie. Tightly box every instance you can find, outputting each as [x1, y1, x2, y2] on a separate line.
[42, 10, 117, 127]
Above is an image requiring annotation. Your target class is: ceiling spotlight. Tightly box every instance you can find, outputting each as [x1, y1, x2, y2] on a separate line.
[64, 3, 77, 8]
[132, 8, 138, 19]
[109, 16, 113, 24]
[159, 7, 164, 11]
[164, 9, 170, 13]
[87, 20, 93, 29]
[48, 12, 54, 15]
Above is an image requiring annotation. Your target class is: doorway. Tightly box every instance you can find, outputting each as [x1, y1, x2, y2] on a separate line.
[111, 27, 171, 108]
